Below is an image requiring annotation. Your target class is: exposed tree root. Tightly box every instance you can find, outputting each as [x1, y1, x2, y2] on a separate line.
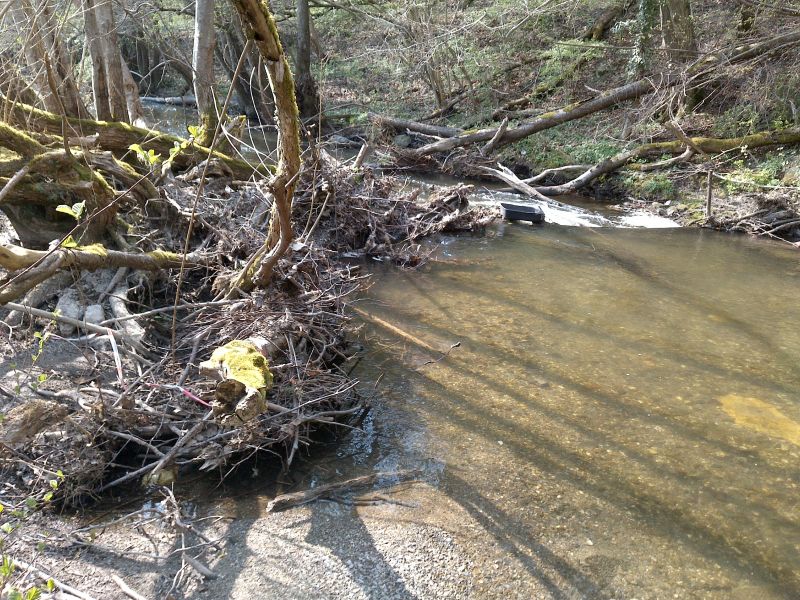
[1, 97, 272, 178]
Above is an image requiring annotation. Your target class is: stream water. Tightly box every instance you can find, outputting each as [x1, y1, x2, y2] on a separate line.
[143, 103, 799, 597]
[195, 223, 800, 600]
[340, 224, 800, 598]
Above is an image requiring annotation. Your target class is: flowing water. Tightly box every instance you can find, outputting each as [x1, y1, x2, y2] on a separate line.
[142, 103, 799, 596]
[331, 224, 800, 598]
[197, 223, 800, 600]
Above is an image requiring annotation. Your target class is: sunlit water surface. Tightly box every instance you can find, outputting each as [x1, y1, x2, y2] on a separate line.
[341, 224, 800, 598]
[143, 103, 799, 597]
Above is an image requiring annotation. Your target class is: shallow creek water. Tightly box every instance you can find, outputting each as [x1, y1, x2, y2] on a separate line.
[142, 103, 799, 597]
[197, 224, 800, 599]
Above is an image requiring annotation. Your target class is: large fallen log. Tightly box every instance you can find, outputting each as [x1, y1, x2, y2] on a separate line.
[2, 98, 272, 178]
[141, 95, 198, 107]
[368, 113, 463, 138]
[415, 79, 657, 156]
[0, 242, 204, 304]
[486, 128, 800, 198]
[0, 151, 117, 247]
[412, 30, 800, 157]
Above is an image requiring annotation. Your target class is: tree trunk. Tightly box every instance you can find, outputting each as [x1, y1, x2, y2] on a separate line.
[13, 0, 90, 118]
[227, 0, 301, 292]
[193, 0, 218, 145]
[414, 79, 656, 156]
[295, 0, 319, 119]
[369, 113, 463, 138]
[660, 0, 697, 67]
[90, 0, 129, 122]
[121, 55, 147, 128]
[83, 0, 112, 121]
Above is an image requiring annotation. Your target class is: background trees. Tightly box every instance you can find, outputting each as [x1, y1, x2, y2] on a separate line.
[0, 0, 798, 252]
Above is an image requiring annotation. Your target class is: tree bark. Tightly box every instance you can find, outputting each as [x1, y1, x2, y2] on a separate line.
[120, 55, 147, 128]
[89, 0, 129, 122]
[83, 0, 112, 121]
[193, 0, 218, 145]
[227, 0, 301, 292]
[295, 0, 320, 119]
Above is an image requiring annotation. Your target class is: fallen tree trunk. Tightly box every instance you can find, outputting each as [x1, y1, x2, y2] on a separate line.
[0, 243, 203, 304]
[0, 150, 117, 247]
[415, 79, 656, 156]
[413, 30, 800, 157]
[487, 128, 800, 198]
[141, 95, 198, 107]
[369, 113, 463, 138]
[2, 98, 271, 178]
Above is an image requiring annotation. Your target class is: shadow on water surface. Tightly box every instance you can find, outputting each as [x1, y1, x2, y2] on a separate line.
[355, 224, 800, 596]
[114, 223, 799, 599]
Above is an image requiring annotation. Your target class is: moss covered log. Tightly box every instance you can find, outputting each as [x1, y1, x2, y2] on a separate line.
[1, 99, 273, 178]
[0, 149, 117, 247]
[499, 128, 800, 198]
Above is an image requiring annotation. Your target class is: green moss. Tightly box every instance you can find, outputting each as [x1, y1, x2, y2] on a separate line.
[77, 243, 109, 256]
[207, 340, 273, 397]
[622, 172, 677, 201]
[147, 249, 181, 262]
[0, 123, 45, 158]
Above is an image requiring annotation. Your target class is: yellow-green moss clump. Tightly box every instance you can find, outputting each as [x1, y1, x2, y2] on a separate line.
[205, 340, 273, 397]
[77, 243, 109, 257]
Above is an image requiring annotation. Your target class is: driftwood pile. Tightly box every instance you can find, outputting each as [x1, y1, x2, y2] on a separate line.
[0, 150, 498, 508]
[295, 148, 499, 265]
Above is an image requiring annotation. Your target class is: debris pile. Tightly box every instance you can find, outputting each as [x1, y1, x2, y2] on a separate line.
[0, 150, 499, 504]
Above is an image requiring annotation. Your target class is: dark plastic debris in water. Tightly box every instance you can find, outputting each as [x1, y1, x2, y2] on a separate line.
[501, 202, 545, 224]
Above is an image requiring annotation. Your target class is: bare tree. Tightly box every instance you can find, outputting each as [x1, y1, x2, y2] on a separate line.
[193, 0, 217, 144]
[12, 0, 89, 118]
[295, 0, 319, 119]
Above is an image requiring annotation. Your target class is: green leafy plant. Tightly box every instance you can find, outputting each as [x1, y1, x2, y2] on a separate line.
[128, 143, 161, 167]
[54, 201, 85, 221]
